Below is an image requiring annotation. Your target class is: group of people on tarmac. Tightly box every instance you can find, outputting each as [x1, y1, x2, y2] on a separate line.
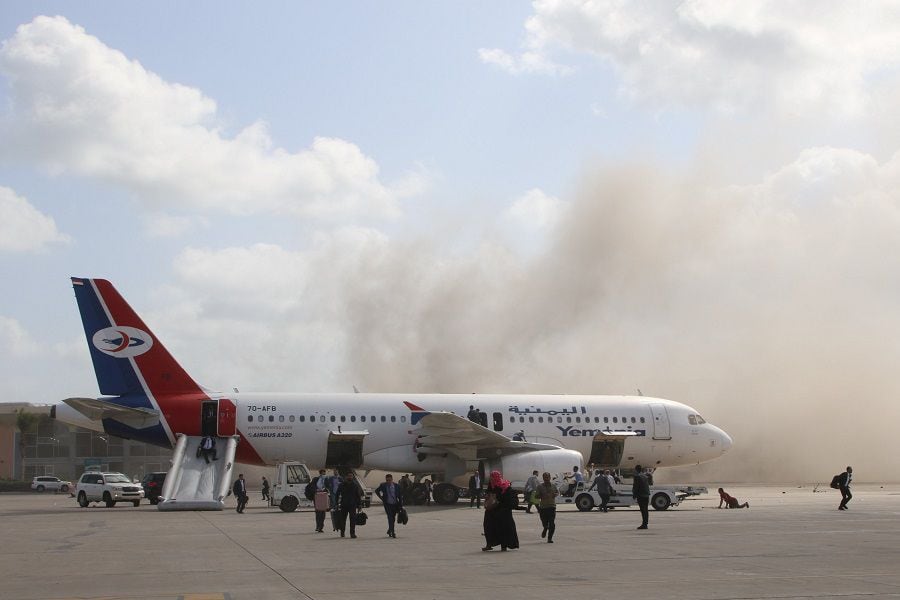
[229, 461, 857, 544]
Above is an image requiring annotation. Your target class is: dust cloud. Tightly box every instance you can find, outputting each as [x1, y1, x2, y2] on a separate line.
[328, 158, 900, 484]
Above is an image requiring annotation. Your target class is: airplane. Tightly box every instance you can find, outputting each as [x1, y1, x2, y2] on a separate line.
[54, 277, 733, 504]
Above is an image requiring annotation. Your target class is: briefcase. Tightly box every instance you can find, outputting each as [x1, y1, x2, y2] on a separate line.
[397, 507, 409, 525]
[354, 511, 368, 526]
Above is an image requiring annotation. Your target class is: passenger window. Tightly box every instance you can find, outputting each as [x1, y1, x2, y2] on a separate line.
[340, 416, 346, 422]
[350, 416, 356, 422]
[247, 416, 253, 423]
[390, 416, 396, 422]
[289, 415, 295, 422]
[566, 417, 572, 423]
[268, 415, 274, 422]
[575, 417, 581, 423]
[509, 417, 515, 423]
[330, 416, 336, 422]
[594, 417, 600, 423]
[401, 416, 407, 423]
[258, 415, 263, 422]
[371, 416, 376, 422]
[612, 417, 618, 423]
[519, 416, 525, 423]
[319, 415, 324, 422]
[538, 416, 544, 423]
[631, 417, 636, 423]
[361, 416, 366, 422]
[557, 417, 562, 423]
[279, 415, 285, 422]
[381, 416, 386, 422]
[298, 416, 304, 422]
[640, 417, 645, 423]
[528, 416, 534, 423]
[604, 417, 609, 423]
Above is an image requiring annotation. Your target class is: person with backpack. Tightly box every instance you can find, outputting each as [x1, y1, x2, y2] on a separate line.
[835, 466, 853, 510]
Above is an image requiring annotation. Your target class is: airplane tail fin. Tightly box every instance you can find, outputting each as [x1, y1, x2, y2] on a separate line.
[71, 278, 204, 398]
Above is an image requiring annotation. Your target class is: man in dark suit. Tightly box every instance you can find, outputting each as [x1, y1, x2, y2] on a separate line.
[468, 470, 482, 508]
[374, 473, 404, 538]
[232, 473, 248, 513]
[632, 465, 651, 529]
[335, 473, 363, 538]
[838, 466, 853, 510]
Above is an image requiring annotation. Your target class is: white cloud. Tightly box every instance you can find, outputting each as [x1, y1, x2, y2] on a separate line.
[0, 316, 40, 357]
[490, 0, 900, 117]
[0, 185, 70, 252]
[142, 213, 209, 238]
[0, 16, 420, 220]
[504, 188, 568, 230]
[478, 47, 571, 76]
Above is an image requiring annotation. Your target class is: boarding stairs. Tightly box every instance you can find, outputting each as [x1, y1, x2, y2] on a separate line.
[158, 434, 238, 511]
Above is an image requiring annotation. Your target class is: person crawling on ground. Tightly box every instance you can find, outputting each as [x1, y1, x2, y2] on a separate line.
[718, 487, 749, 509]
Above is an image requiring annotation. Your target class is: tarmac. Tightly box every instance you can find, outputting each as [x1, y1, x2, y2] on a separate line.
[1, 484, 899, 600]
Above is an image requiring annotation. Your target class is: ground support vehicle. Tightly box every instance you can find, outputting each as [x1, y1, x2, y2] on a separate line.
[269, 462, 372, 512]
[559, 481, 707, 511]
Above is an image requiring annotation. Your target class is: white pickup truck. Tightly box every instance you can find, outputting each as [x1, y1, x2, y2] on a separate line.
[558, 481, 707, 511]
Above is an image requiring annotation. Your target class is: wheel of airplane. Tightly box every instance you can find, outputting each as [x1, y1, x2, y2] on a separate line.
[409, 483, 429, 505]
[432, 483, 459, 505]
[575, 494, 595, 512]
[280, 495, 299, 512]
[651, 493, 671, 511]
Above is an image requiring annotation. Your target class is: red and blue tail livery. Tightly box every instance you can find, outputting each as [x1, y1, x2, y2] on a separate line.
[70, 277, 208, 448]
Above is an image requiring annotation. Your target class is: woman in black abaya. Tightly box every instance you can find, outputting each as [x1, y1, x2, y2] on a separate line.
[482, 470, 520, 551]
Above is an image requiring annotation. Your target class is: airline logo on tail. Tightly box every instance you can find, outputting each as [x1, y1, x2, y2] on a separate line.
[92, 326, 154, 357]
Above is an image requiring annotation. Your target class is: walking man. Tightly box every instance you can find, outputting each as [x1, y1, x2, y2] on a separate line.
[588, 468, 613, 512]
[523, 470, 539, 513]
[632, 465, 650, 529]
[375, 474, 403, 538]
[232, 473, 248, 513]
[534, 472, 559, 543]
[312, 469, 330, 532]
[468, 470, 483, 508]
[838, 466, 853, 510]
[335, 473, 363, 538]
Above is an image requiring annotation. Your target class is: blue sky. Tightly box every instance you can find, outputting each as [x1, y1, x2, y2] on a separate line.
[3, 2, 900, 480]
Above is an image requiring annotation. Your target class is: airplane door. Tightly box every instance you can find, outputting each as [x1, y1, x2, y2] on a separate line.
[218, 398, 237, 437]
[325, 431, 368, 468]
[650, 403, 671, 440]
[201, 401, 218, 437]
[589, 434, 626, 468]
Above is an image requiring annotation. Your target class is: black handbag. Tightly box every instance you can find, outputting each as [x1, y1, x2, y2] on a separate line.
[354, 511, 368, 526]
[397, 507, 408, 525]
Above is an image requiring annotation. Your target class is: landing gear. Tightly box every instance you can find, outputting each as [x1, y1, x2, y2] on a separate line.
[432, 483, 459, 505]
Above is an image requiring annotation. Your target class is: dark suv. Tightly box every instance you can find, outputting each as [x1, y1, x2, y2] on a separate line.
[140, 472, 167, 505]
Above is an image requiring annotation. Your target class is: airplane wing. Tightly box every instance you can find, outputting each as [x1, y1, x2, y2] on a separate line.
[63, 397, 160, 429]
[404, 402, 562, 459]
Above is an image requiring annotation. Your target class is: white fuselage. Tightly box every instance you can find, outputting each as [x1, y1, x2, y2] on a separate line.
[225, 392, 732, 473]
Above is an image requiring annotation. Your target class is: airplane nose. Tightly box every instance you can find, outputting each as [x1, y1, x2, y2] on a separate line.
[719, 429, 733, 453]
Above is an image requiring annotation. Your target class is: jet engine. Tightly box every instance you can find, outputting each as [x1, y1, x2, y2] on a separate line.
[482, 448, 584, 486]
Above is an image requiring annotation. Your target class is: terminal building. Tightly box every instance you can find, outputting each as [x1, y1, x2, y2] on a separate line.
[0, 403, 172, 482]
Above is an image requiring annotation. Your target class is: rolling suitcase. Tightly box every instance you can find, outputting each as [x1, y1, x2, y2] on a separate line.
[314, 490, 331, 511]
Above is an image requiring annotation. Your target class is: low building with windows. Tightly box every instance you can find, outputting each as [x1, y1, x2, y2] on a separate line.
[0, 403, 172, 481]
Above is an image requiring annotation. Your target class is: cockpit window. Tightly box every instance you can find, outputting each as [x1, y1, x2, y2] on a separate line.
[696, 414, 706, 424]
[688, 415, 698, 425]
